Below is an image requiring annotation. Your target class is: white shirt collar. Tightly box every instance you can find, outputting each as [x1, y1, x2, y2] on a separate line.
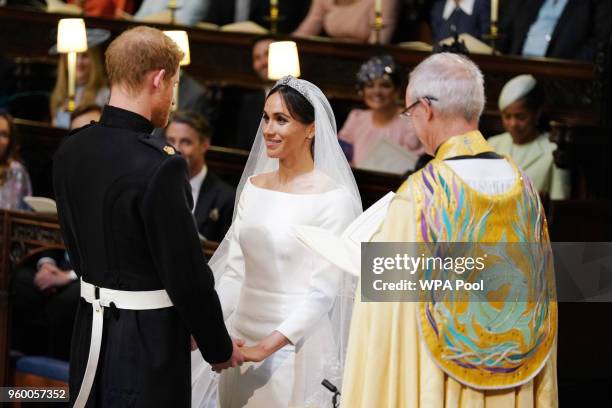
[443, 0, 475, 20]
[189, 165, 208, 211]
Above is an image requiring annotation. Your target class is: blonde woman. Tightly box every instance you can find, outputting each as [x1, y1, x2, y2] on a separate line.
[50, 29, 110, 129]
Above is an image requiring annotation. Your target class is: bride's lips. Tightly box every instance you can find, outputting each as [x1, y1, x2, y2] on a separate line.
[265, 139, 282, 149]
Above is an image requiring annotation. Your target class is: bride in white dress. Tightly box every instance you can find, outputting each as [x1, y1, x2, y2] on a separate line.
[191, 76, 362, 407]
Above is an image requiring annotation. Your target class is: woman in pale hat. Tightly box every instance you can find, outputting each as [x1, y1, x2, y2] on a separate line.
[488, 74, 570, 199]
[50, 29, 110, 129]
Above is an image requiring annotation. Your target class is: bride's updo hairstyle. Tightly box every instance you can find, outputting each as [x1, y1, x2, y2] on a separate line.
[267, 85, 315, 125]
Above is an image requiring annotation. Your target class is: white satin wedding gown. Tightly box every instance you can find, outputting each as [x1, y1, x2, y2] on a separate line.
[192, 176, 356, 407]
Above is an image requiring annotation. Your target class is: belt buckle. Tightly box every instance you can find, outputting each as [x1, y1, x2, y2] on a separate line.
[93, 286, 102, 312]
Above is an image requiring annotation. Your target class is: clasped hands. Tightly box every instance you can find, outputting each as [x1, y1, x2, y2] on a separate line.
[34, 262, 73, 293]
[192, 331, 290, 373]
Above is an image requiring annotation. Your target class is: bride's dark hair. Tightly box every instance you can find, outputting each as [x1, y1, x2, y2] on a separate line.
[267, 85, 315, 125]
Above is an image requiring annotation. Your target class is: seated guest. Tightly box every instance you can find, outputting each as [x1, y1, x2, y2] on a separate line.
[70, 104, 102, 130]
[50, 29, 110, 129]
[213, 36, 273, 149]
[11, 250, 79, 360]
[339, 55, 422, 170]
[0, 110, 31, 210]
[429, 0, 490, 43]
[488, 74, 570, 199]
[165, 111, 235, 242]
[293, 0, 399, 44]
[499, 0, 612, 61]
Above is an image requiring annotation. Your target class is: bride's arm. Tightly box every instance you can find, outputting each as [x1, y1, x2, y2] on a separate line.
[240, 331, 289, 362]
[243, 192, 357, 361]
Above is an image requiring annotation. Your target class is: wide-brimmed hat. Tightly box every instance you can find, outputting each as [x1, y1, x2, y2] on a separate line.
[49, 28, 111, 55]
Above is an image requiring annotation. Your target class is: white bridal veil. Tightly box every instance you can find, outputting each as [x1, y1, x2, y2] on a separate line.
[192, 76, 362, 407]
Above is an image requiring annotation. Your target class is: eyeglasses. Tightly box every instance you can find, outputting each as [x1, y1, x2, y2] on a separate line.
[400, 96, 438, 119]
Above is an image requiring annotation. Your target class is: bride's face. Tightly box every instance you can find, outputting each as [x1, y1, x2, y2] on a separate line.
[262, 92, 314, 160]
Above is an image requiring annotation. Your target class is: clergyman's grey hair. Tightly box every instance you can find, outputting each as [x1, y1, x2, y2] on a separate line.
[407, 53, 486, 122]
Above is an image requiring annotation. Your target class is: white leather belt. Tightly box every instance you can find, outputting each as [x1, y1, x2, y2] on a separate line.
[74, 278, 173, 408]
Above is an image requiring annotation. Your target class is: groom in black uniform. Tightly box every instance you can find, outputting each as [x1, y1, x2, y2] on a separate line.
[53, 26, 243, 407]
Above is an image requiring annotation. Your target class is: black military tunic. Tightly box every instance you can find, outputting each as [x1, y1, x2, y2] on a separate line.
[53, 105, 233, 407]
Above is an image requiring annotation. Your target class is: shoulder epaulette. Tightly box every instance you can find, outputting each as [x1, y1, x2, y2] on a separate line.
[138, 134, 179, 157]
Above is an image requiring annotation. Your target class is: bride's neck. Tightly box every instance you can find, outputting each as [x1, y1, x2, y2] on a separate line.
[278, 154, 314, 186]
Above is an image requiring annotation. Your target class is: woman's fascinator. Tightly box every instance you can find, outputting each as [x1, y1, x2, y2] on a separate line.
[356, 54, 400, 89]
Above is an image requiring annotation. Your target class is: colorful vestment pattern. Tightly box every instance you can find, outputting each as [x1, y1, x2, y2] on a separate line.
[407, 131, 557, 389]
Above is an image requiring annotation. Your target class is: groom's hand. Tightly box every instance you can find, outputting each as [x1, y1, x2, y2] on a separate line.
[211, 338, 245, 373]
[190, 336, 198, 351]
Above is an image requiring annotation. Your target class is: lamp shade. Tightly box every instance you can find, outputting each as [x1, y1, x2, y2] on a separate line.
[268, 41, 301, 80]
[164, 30, 191, 66]
[57, 18, 88, 53]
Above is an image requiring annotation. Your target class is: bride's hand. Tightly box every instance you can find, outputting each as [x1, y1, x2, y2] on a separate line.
[240, 344, 269, 363]
[240, 331, 291, 363]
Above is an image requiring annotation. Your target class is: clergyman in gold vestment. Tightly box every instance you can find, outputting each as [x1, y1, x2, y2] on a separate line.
[341, 53, 558, 408]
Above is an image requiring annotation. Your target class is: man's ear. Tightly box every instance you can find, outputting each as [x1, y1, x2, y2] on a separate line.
[424, 100, 435, 122]
[152, 69, 166, 89]
[201, 137, 211, 154]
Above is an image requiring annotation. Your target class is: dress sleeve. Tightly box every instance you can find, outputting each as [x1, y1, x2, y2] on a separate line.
[275, 191, 357, 345]
[293, 0, 328, 37]
[216, 190, 247, 321]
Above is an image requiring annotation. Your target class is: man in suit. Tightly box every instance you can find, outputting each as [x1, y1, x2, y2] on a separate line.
[429, 0, 491, 43]
[53, 26, 243, 407]
[499, 0, 612, 61]
[165, 110, 235, 242]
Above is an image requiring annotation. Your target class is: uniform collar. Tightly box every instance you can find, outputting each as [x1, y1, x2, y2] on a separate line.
[435, 130, 494, 160]
[100, 105, 154, 134]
